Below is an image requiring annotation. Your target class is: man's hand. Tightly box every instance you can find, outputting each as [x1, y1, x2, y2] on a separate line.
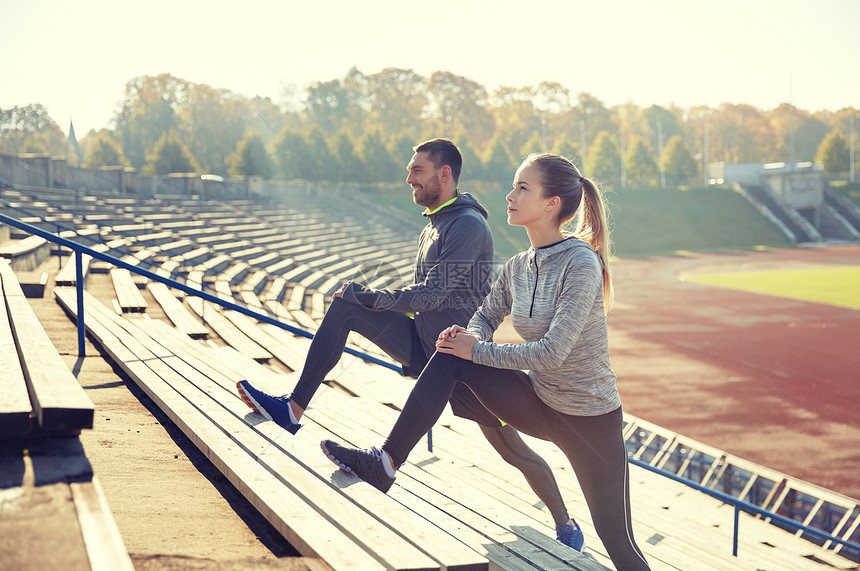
[436, 325, 480, 361]
[332, 281, 352, 299]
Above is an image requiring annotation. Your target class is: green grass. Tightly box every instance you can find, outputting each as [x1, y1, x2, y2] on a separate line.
[360, 184, 794, 261]
[686, 267, 860, 309]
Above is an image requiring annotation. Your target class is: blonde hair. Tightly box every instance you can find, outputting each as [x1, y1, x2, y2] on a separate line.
[522, 153, 613, 310]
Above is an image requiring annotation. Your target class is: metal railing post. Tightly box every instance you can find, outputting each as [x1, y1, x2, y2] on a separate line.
[75, 250, 85, 356]
[733, 503, 740, 557]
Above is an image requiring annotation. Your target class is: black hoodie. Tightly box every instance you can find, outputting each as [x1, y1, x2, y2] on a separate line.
[342, 192, 494, 360]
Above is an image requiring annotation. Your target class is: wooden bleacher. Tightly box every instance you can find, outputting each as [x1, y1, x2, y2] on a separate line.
[0, 260, 132, 570]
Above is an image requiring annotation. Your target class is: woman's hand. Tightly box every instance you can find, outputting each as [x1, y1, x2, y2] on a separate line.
[332, 281, 352, 299]
[436, 325, 480, 361]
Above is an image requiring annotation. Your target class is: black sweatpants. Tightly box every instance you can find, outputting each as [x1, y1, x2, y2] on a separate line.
[382, 351, 650, 571]
[290, 298, 501, 427]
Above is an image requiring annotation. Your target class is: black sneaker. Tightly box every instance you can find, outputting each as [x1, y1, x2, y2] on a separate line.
[320, 440, 395, 493]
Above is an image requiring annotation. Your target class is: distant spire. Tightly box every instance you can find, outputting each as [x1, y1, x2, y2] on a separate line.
[68, 120, 83, 164]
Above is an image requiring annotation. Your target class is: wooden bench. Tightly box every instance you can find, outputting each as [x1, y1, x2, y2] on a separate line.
[0, 234, 51, 271]
[0, 437, 134, 570]
[0, 260, 94, 435]
[54, 288, 610, 571]
[110, 268, 147, 313]
[147, 282, 209, 340]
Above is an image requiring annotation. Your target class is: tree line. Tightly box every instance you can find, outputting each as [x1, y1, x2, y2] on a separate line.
[1, 69, 857, 188]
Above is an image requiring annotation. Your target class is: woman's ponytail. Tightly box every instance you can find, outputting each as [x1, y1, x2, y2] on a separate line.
[575, 177, 613, 311]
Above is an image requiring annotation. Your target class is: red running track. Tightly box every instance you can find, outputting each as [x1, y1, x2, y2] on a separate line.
[608, 244, 860, 499]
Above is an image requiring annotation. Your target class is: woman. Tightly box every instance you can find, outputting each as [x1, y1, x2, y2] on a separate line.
[322, 153, 650, 569]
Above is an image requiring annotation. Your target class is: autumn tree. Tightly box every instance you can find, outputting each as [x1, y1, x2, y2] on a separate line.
[587, 132, 622, 187]
[663, 136, 698, 186]
[482, 136, 516, 183]
[144, 133, 200, 175]
[358, 131, 399, 183]
[330, 131, 364, 183]
[490, 86, 541, 150]
[360, 68, 427, 140]
[625, 138, 658, 187]
[273, 128, 314, 180]
[0, 104, 69, 156]
[227, 132, 272, 179]
[305, 79, 360, 136]
[177, 82, 247, 174]
[83, 132, 128, 168]
[816, 130, 850, 175]
[114, 74, 187, 168]
[709, 103, 776, 163]
[426, 71, 495, 146]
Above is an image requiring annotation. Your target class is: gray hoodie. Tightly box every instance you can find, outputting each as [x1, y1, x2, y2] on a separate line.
[342, 192, 494, 361]
[469, 237, 621, 416]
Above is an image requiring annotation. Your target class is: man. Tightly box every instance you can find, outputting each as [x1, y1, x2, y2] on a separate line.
[238, 138, 583, 550]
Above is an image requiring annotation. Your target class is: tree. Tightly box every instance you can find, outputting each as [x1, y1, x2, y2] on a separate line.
[663, 136, 698, 186]
[454, 135, 484, 183]
[482, 137, 516, 183]
[709, 103, 775, 163]
[816, 130, 850, 174]
[177, 82, 247, 175]
[490, 86, 541, 150]
[426, 71, 495, 146]
[519, 132, 546, 159]
[551, 136, 582, 173]
[358, 131, 399, 183]
[143, 133, 200, 175]
[114, 74, 186, 168]
[227, 132, 272, 179]
[330, 131, 364, 183]
[0, 104, 69, 156]
[83, 132, 128, 168]
[625, 138, 658, 187]
[305, 127, 335, 181]
[767, 104, 829, 163]
[587, 132, 622, 187]
[273, 128, 314, 180]
[305, 79, 359, 136]
[361, 68, 427, 139]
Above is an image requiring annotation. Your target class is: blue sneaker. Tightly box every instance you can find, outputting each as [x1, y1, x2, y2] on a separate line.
[236, 380, 301, 434]
[556, 518, 585, 552]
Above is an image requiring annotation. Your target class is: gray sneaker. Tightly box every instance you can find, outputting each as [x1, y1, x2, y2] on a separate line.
[320, 440, 395, 493]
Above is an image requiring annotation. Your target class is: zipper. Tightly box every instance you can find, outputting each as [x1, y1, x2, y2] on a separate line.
[529, 256, 539, 318]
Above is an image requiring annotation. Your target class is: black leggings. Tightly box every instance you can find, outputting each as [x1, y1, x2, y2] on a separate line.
[382, 352, 650, 571]
[290, 298, 501, 427]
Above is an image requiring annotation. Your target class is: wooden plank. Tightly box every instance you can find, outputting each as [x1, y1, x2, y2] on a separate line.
[109, 268, 147, 313]
[184, 300, 273, 363]
[147, 282, 209, 339]
[69, 478, 135, 571]
[4, 281, 93, 433]
[0, 262, 32, 435]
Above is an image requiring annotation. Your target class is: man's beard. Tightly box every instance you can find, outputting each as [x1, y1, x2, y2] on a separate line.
[414, 177, 441, 208]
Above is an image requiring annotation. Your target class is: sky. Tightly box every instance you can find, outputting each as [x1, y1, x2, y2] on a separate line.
[2, 0, 858, 136]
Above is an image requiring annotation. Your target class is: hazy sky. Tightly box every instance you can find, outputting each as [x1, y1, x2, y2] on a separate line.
[2, 0, 858, 136]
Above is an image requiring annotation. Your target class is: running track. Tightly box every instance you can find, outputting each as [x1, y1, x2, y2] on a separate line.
[608, 244, 860, 499]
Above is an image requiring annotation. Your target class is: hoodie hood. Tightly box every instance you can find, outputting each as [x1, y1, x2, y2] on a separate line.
[423, 191, 489, 221]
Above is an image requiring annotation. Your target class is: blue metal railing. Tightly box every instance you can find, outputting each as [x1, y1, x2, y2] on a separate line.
[0, 207, 402, 374]
[2, 193, 859, 563]
[628, 459, 860, 558]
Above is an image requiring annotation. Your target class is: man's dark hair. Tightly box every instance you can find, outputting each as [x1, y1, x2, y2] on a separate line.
[413, 138, 462, 183]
